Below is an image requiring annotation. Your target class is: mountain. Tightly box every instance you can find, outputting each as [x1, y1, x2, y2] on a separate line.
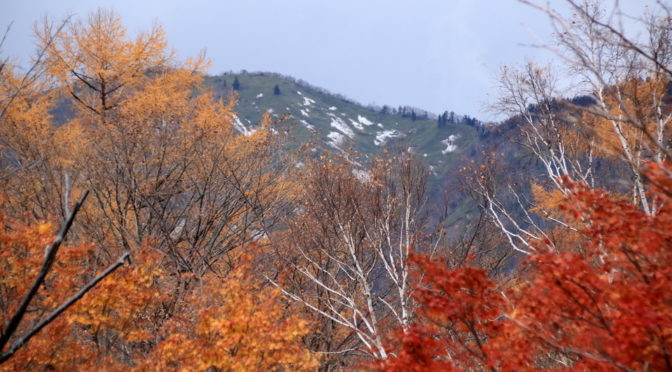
[208, 72, 482, 189]
[204, 72, 489, 226]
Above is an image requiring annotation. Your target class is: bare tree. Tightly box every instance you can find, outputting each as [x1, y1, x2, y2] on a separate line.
[268, 154, 433, 366]
[478, 0, 672, 255]
[526, 0, 671, 209]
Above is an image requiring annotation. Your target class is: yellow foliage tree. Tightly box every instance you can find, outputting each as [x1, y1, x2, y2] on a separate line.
[143, 254, 319, 372]
[36, 8, 174, 122]
[1, 8, 310, 370]
[0, 215, 108, 371]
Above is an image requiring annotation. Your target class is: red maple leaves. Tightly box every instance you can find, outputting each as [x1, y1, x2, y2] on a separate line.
[379, 162, 672, 371]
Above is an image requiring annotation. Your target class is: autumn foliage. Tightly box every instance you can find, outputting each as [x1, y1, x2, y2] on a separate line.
[1, 8, 314, 371]
[377, 257, 504, 371]
[2, 2, 672, 371]
[145, 256, 318, 371]
[378, 162, 672, 371]
[376, 4, 672, 370]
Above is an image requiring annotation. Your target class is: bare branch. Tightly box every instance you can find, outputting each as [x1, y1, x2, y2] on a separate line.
[0, 190, 89, 352]
[0, 252, 130, 364]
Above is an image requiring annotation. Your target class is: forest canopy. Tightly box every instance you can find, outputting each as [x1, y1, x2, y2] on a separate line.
[1, 1, 671, 371]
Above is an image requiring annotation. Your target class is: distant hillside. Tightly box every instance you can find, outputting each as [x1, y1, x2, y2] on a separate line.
[205, 72, 481, 184]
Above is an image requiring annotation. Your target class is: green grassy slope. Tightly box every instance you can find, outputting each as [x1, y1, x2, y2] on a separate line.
[205, 72, 478, 183]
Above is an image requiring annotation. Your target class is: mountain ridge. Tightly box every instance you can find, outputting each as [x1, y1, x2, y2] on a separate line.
[205, 71, 482, 180]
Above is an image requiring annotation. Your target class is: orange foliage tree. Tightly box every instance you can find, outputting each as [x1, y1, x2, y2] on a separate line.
[1, 8, 312, 370]
[144, 254, 319, 371]
[1, 215, 316, 370]
[0, 202, 141, 370]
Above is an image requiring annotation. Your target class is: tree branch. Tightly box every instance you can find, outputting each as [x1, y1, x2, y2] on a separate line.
[0, 190, 89, 352]
[0, 251, 130, 363]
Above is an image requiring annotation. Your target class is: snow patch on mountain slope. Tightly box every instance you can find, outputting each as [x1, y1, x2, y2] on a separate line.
[328, 114, 354, 138]
[300, 120, 315, 130]
[300, 109, 310, 117]
[256, 93, 263, 98]
[441, 134, 459, 154]
[374, 129, 402, 146]
[357, 115, 374, 126]
[328, 106, 337, 111]
[302, 96, 316, 106]
[347, 115, 375, 131]
[233, 115, 255, 136]
[349, 118, 364, 131]
[327, 132, 345, 148]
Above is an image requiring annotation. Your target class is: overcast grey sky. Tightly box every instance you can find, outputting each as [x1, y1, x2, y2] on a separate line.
[0, 0, 655, 120]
